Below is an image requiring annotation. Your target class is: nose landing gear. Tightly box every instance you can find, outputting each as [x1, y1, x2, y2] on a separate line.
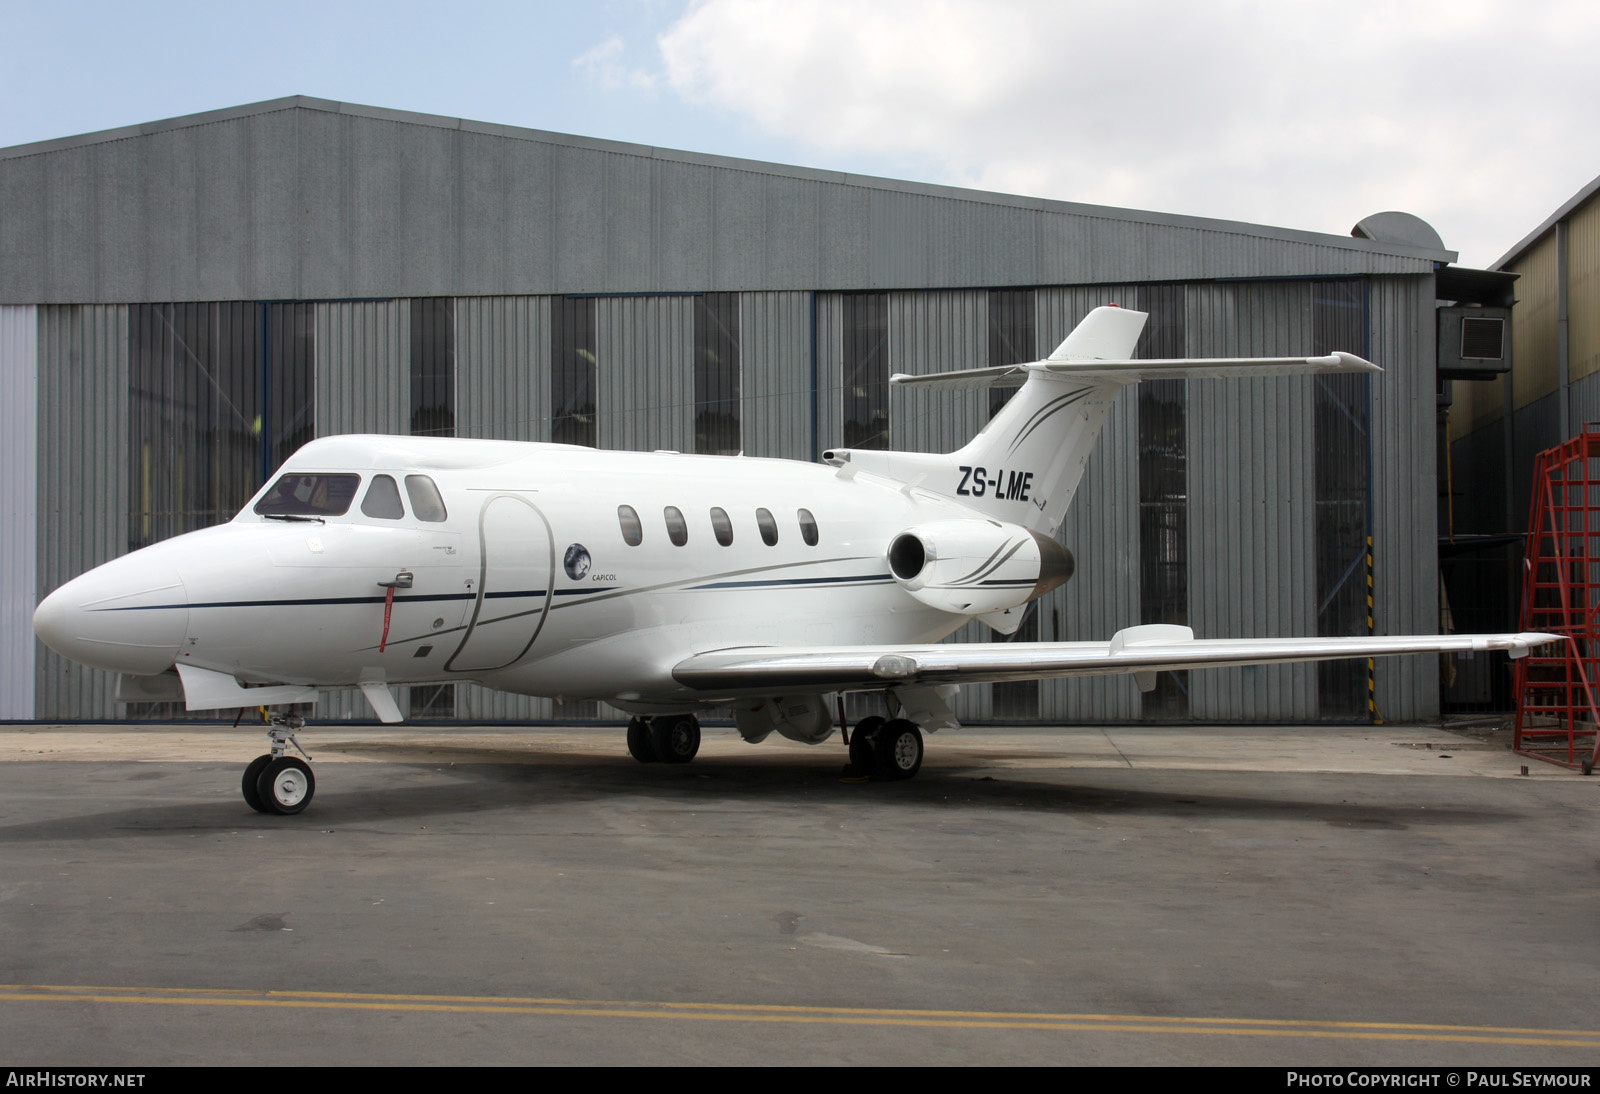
[242, 713, 316, 815]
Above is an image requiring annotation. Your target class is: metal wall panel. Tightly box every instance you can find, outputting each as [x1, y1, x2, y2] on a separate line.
[1, 99, 1446, 305]
[1570, 199, 1600, 384]
[35, 305, 127, 719]
[1367, 275, 1439, 721]
[1450, 365, 1506, 437]
[1, 307, 37, 719]
[1186, 281, 1317, 720]
[596, 296, 695, 452]
[454, 296, 550, 442]
[314, 300, 409, 435]
[813, 293, 845, 453]
[1569, 370, 1600, 438]
[1446, 416, 1510, 538]
[1509, 232, 1560, 410]
[886, 290, 987, 454]
[654, 162, 716, 291]
[1511, 392, 1562, 548]
[739, 292, 812, 461]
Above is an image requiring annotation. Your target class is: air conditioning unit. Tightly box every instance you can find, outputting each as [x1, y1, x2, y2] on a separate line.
[1438, 306, 1511, 380]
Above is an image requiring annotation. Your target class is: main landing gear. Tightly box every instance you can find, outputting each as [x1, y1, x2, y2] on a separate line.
[626, 714, 702, 765]
[242, 713, 316, 815]
[845, 715, 924, 781]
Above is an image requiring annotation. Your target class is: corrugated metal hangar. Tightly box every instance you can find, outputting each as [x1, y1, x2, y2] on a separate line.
[0, 96, 1483, 726]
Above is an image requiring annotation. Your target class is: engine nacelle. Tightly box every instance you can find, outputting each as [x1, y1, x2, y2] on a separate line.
[733, 693, 835, 745]
[887, 519, 1073, 616]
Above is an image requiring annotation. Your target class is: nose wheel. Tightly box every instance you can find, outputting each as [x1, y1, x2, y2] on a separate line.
[243, 714, 317, 815]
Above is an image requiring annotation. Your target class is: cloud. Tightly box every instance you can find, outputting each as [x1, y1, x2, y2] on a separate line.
[574, 34, 658, 94]
[655, 0, 1600, 266]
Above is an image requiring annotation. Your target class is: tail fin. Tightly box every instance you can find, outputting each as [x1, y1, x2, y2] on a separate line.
[944, 306, 1145, 533]
[826, 305, 1378, 535]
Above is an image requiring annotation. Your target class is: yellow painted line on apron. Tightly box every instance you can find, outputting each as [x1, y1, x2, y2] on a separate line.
[3, 984, 1598, 1047]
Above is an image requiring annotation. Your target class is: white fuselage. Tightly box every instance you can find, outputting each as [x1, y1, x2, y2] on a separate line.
[35, 435, 991, 711]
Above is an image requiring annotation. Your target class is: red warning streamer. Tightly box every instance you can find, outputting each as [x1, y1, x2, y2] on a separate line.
[379, 585, 395, 653]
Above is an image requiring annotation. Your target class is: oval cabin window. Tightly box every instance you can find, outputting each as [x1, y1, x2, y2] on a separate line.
[618, 505, 643, 546]
[756, 508, 779, 546]
[665, 506, 689, 547]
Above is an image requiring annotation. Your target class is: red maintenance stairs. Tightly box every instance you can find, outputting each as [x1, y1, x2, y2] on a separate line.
[1514, 428, 1600, 773]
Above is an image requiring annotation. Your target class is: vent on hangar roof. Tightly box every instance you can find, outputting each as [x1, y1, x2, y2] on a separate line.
[1351, 211, 1446, 252]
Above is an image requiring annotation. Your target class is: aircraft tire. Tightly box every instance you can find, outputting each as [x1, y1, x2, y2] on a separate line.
[654, 715, 700, 764]
[848, 716, 886, 772]
[241, 754, 273, 813]
[257, 757, 315, 815]
[627, 717, 659, 763]
[872, 719, 923, 781]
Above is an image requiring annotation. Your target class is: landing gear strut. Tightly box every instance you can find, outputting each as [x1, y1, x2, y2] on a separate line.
[242, 713, 316, 815]
[626, 714, 701, 764]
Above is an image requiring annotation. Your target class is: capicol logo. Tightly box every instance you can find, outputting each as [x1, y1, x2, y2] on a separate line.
[563, 543, 592, 581]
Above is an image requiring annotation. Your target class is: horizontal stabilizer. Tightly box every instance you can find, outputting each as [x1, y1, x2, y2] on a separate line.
[890, 365, 1030, 391]
[673, 632, 1563, 693]
[1032, 351, 1379, 382]
[891, 352, 1378, 390]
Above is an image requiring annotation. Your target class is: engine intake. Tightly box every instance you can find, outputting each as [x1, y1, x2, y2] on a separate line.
[887, 519, 1073, 616]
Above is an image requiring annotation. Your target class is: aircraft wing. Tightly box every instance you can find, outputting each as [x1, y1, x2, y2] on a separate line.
[672, 627, 1563, 693]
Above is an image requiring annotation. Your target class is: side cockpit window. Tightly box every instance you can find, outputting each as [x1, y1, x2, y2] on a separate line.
[361, 475, 405, 519]
[405, 475, 448, 522]
[254, 474, 361, 517]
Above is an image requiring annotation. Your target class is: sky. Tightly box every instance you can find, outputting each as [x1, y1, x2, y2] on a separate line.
[2, 0, 1595, 269]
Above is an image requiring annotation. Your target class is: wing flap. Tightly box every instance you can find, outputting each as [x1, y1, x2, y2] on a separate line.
[673, 630, 1563, 693]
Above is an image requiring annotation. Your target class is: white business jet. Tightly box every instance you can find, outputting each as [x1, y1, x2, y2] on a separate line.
[33, 306, 1557, 814]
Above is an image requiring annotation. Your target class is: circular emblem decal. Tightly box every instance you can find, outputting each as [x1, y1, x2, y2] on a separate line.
[563, 543, 592, 581]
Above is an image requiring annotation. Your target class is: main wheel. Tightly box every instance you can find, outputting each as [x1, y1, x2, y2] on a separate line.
[872, 719, 923, 781]
[241, 754, 273, 813]
[849, 716, 886, 772]
[654, 715, 701, 764]
[256, 757, 315, 815]
[627, 717, 659, 763]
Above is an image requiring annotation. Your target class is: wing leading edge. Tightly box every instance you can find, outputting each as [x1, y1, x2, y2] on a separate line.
[672, 626, 1563, 693]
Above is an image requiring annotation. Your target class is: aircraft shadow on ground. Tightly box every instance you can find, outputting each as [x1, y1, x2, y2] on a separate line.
[0, 751, 1516, 842]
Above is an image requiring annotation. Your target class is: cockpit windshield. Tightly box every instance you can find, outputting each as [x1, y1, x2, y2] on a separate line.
[253, 474, 362, 517]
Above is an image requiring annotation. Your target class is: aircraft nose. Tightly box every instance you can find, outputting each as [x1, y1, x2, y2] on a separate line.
[33, 556, 189, 676]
